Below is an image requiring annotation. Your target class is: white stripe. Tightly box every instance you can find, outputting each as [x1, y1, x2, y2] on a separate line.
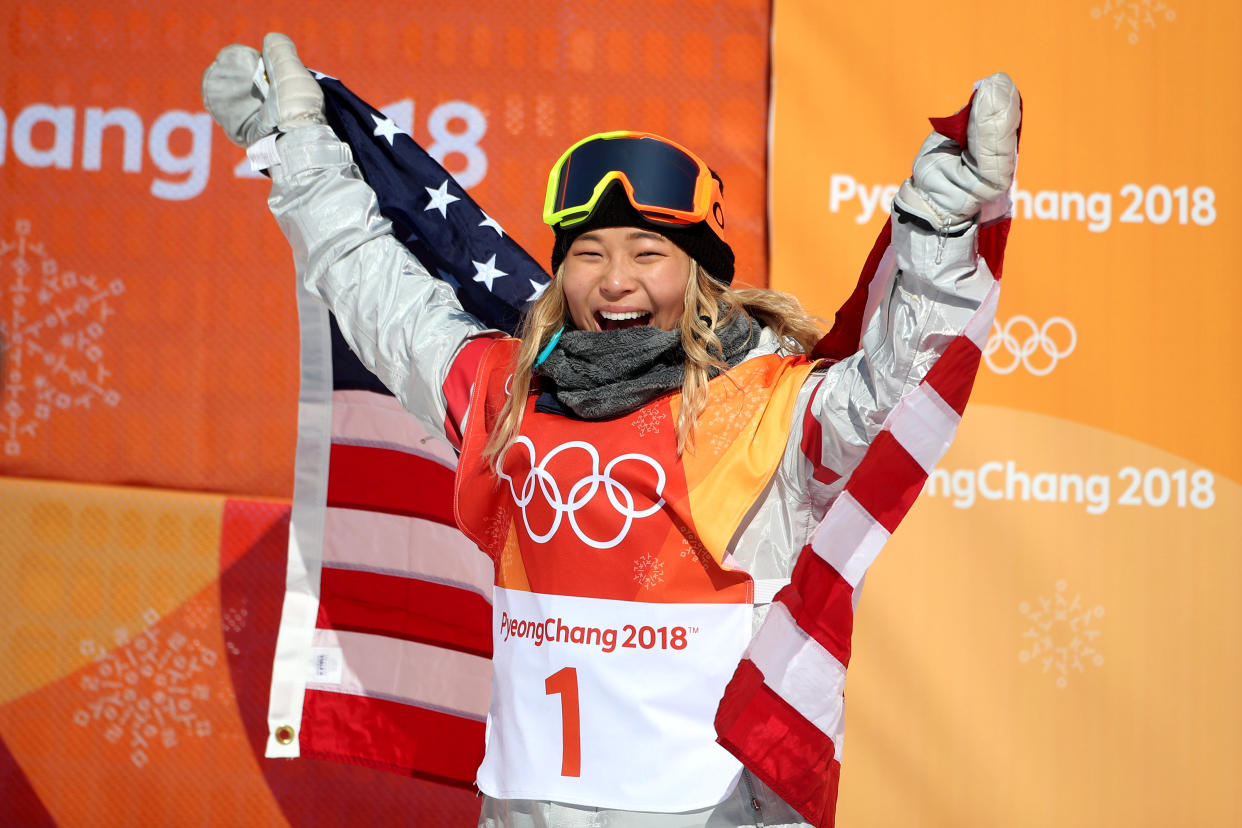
[266, 287, 334, 758]
[887, 384, 961, 473]
[330, 436, 455, 468]
[746, 602, 846, 760]
[309, 628, 491, 721]
[331, 389, 460, 468]
[964, 280, 1001, 351]
[752, 578, 790, 605]
[809, 491, 890, 588]
[323, 507, 493, 601]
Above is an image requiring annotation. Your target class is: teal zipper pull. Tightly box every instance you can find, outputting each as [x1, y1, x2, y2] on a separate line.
[534, 325, 566, 367]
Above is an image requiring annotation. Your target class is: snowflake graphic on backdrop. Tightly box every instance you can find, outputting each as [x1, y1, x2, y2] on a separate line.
[1090, 0, 1176, 45]
[1018, 579, 1105, 689]
[632, 552, 665, 590]
[73, 608, 226, 768]
[0, 218, 124, 456]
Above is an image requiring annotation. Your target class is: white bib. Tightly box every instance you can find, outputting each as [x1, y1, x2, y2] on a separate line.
[475, 587, 752, 812]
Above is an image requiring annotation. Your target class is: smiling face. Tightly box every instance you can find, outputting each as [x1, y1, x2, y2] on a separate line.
[560, 226, 691, 332]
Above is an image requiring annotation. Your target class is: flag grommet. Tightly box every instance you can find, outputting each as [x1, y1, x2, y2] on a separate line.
[274, 725, 296, 745]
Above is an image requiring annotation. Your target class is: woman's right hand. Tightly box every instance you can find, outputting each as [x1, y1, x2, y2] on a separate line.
[201, 33, 325, 148]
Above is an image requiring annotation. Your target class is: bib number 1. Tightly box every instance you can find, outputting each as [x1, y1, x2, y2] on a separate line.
[545, 667, 581, 777]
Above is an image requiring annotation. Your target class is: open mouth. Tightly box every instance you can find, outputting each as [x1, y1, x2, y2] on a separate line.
[595, 310, 653, 331]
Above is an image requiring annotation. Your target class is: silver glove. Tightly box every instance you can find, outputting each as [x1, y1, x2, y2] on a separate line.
[893, 72, 1021, 232]
[261, 33, 326, 132]
[201, 44, 274, 148]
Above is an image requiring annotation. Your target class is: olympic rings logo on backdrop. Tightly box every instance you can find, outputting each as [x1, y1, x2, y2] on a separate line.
[497, 437, 667, 549]
[983, 316, 1077, 376]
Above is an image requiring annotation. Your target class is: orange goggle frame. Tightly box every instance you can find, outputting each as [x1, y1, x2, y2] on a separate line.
[542, 131, 725, 238]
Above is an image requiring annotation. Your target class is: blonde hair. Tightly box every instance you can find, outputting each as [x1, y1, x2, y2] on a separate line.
[482, 261, 825, 462]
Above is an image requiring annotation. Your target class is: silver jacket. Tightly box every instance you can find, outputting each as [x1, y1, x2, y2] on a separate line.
[267, 125, 993, 828]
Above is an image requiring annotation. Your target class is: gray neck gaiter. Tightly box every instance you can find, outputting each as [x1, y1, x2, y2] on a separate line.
[534, 311, 759, 420]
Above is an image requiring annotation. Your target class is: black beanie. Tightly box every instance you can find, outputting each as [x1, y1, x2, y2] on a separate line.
[550, 180, 735, 285]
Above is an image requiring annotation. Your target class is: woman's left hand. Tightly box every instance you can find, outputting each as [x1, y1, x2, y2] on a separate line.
[893, 72, 1021, 232]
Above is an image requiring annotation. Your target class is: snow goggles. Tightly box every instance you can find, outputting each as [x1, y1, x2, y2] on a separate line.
[543, 131, 725, 238]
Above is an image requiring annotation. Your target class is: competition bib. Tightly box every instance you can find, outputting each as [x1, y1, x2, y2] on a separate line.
[475, 587, 752, 812]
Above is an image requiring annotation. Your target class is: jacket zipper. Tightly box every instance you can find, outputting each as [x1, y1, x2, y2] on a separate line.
[741, 769, 765, 827]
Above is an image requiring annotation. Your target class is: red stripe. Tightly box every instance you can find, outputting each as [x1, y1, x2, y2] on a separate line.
[978, 216, 1012, 280]
[798, 379, 842, 487]
[782, 548, 855, 667]
[844, 429, 926, 533]
[715, 659, 841, 828]
[923, 336, 983, 416]
[300, 688, 485, 787]
[443, 336, 497, 449]
[318, 567, 493, 658]
[812, 221, 893, 362]
[327, 443, 457, 527]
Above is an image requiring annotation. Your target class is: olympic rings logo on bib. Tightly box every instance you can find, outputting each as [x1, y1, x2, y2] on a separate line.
[983, 316, 1077, 376]
[498, 437, 667, 549]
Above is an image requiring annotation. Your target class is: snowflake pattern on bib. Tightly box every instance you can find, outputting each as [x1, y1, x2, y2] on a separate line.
[631, 406, 666, 437]
[697, 381, 766, 458]
[632, 552, 665, 590]
[677, 528, 713, 569]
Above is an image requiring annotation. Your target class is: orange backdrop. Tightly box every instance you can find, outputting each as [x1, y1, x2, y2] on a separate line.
[3, 0, 1240, 825]
[770, 2, 1241, 826]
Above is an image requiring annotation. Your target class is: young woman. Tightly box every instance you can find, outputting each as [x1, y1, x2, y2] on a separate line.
[205, 33, 1019, 828]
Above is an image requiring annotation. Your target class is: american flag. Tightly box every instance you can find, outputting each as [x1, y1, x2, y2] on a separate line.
[262, 77, 547, 790]
[264, 77, 1013, 828]
[715, 94, 1015, 826]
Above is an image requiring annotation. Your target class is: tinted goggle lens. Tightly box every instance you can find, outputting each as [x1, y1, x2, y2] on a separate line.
[550, 136, 703, 223]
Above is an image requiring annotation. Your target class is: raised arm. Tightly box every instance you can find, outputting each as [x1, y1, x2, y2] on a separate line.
[203, 34, 492, 441]
[719, 78, 1021, 826]
[784, 74, 1020, 524]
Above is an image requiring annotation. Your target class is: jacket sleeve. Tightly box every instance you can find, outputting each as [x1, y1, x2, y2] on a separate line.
[793, 214, 992, 505]
[265, 125, 494, 441]
[734, 210, 994, 583]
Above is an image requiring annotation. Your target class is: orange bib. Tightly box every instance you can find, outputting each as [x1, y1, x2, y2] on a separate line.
[454, 339, 818, 605]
